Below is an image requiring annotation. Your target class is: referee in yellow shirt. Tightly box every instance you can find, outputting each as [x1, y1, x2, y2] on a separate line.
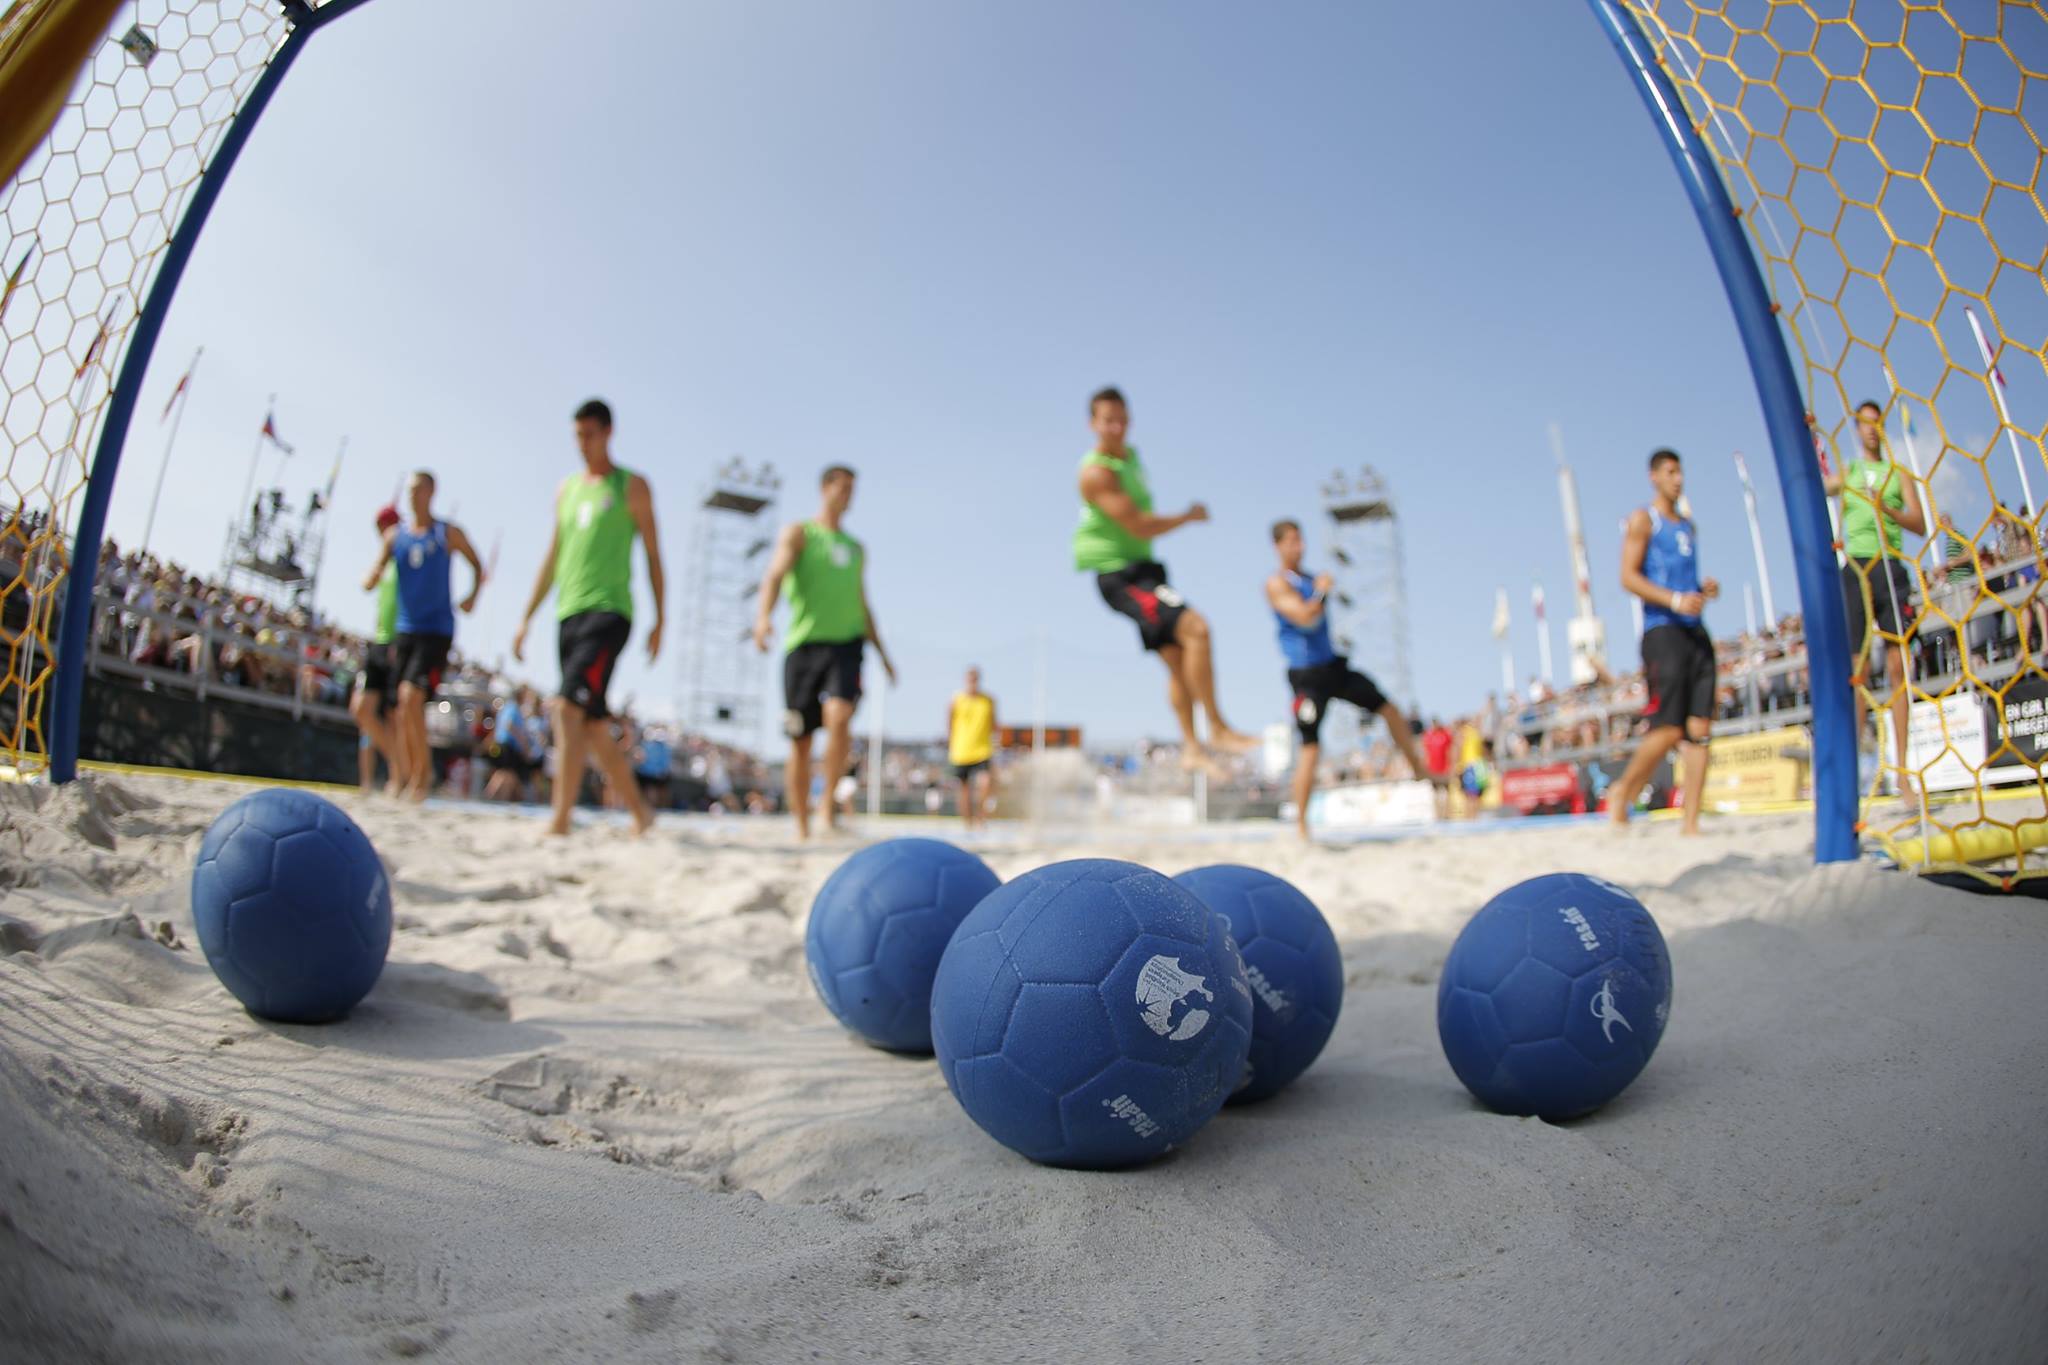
[947, 667, 997, 830]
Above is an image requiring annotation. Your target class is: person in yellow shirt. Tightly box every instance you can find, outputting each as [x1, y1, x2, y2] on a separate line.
[947, 666, 997, 830]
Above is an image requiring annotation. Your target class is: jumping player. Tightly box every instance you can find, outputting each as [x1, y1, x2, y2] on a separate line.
[1611, 449, 1720, 834]
[752, 465, 895, 840]
[947, 666, 997, 830]
[1265, 519, 1429, 841]
[350, 504, 403, 794]
[1824, 400, 1925, 798]
[511, 398, 666, 836]
[1075, 387, 1254, 776]
[362, 471, 484, 803]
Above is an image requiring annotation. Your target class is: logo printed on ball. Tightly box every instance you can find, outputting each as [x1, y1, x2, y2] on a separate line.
[1100, 1093, 1161, 1139]
[1135, 955, 1214, 1041]
[1242, 961, 1294, 1022]
[1558, 905, 1602, 952]
[1591, 977, 1632, 1042]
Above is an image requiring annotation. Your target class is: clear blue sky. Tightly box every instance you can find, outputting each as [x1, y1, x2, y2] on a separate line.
[93, 0, 1943, 747]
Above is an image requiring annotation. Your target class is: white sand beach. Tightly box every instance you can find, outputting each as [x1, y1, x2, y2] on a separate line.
[3, 773, 2045, 1362]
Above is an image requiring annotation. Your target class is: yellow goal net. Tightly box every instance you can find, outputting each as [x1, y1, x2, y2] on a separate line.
[1, 0, 290, 775]
[1627, 0, 2048, 887]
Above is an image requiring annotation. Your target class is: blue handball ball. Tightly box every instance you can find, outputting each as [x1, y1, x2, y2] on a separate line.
[1173, 864, 1342, 1104]
[805, 838, 1002, 1053]
[190, 789, 392, 1024]
[1437, 872, 1672, 1120]
[930, 859, 1253, 1169]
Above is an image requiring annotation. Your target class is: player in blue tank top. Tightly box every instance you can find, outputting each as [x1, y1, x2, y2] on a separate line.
[1266, 519, 1433, 842]
[1612, 449, 1720, 835]
[362, 470, 484, 802]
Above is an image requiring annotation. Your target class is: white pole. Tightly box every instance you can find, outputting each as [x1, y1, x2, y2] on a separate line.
[1964, 305, 2037, 518]
[1731, 451, 1778, 628]
[866, 671, 884, 819]
[141, 346, 201, 553]
[1032, 626, 1047, 828]
[1533, 586, 1553, 685]
[1499, 642, 1516, 698]
[1745, 581, 1758, 638]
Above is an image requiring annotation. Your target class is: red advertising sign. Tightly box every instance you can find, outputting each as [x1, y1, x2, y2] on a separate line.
[1500, 763, 1584, 815]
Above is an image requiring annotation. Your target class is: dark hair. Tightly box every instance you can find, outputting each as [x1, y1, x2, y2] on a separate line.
[1271, 518, 1301, 542]
[820, 464, 856, 486]
[574, 398, 613, 428]
[412, 469, 437, 489]
[1649, 449, 1681, 471]
[1089, 386, 1127, 414]
[1856, 399, 1884, 418]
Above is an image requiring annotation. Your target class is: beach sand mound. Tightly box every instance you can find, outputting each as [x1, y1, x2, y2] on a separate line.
[3, 776, 2044, 1363]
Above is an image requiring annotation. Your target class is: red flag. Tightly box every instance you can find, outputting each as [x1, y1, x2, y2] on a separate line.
[261, 410, 294, 455]
[160, 354, 197, 421]
[0, 239, 32, 323]
[72, 302, 115, 382]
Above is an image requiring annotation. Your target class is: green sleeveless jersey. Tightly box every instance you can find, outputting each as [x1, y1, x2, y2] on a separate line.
[555, 467, 637, 619]
[1840, 458, 1906, 560]
[784, 521, 867, 650]
[373, 561, 399, 645]
[1073, 448, 1154, 573]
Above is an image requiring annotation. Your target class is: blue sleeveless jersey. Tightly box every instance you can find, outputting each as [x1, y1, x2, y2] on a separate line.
[393, 520, 456, 636]
[1274, 568, 1336, 668]
[1640, 508, 1701, 631]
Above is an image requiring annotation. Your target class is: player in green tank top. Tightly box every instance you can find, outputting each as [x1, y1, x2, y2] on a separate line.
[1075, 386, 1255, 777]
[1823, 399, 1927, 798]
[512, 399, 667, 836]
[753, 464, 896, 839]
[350, 506, 404, 794]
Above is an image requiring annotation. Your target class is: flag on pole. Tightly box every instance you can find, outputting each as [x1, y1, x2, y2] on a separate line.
[1964, 306, 2006, 389]
[1733, 449, 1754, 494]
[261, 409, 294, 455]
[0, 239, 33, 324]
[1491, 587, 1511, 639]
[1531, 584, 1546, 621]
[160, 354, 198, 421]
[73, 301, 116, 382]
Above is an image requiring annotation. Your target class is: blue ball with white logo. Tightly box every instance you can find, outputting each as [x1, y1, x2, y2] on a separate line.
[930, 859, 1253, 1169]
[1437, 873, 1671, 1120]
[190, 789, 392, 1024]
[1173, 864, 1342, 1104]
[805, 838, 1002, 1053]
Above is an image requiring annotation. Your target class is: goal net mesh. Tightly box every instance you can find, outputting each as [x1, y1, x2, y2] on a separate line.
[1628, 0, 2048, 886]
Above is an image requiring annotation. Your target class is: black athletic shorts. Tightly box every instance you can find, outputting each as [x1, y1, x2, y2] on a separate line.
[1288, 656, 1388, 746]
[559, 611, 632, 719]
[784, 639, 863, 740]
[1841, 557, 1916, 653]
[392, 633, 451, 696]
[953, 759, 990, 782]
[1640, 623, 1717, 732]
[1095, 560, 1188, 653]
[357, 643, 396, 713]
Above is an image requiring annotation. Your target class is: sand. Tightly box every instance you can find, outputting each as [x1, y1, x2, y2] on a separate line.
[3, 772, 2045, 1363]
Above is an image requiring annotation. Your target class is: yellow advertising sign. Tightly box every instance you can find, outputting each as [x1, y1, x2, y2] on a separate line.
[1702, 726, 1808, 808]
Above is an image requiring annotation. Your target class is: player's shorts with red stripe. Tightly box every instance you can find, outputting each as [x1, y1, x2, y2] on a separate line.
[558, 610, 632, 720]
[1094, 559, 1189, 653]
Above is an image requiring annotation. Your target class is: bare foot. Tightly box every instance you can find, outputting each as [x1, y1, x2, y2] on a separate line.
[1208, 728, 1260, 754]
[629, 805, 655, 837]
[1179, 747, 1229, 781]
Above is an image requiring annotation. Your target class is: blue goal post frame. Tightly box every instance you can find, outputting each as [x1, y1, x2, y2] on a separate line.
[46, 0, 378, 785]
[1586, 0, 1859, 864]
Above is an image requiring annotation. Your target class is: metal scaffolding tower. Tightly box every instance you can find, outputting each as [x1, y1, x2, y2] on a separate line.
[679, 457, 780, 750]
[219, 480, 328, 610]
[1320, 466, 1417, 746]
